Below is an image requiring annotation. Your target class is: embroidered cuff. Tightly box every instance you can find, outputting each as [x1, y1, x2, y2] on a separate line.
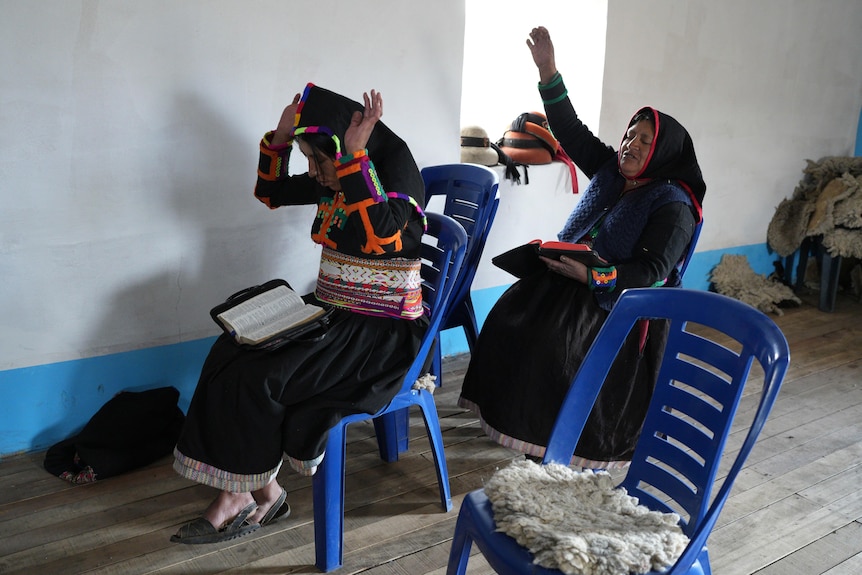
[588, 266, 617, 292]
[538, 72, 568, 106]
[258, 131, 292, 181]
[334, 150, 386, 204]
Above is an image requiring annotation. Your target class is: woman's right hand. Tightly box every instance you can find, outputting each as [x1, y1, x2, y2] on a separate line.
[271, 93, 302, 147]
[527, 26, 558, 84]
[540, 255, 588, 284]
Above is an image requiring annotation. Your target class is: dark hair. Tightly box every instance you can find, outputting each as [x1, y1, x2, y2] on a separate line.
[295, 131, 338, 160]
[630, 109, 655, 128]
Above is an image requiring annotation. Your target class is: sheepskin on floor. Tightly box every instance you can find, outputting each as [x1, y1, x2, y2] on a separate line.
[709, 254, 801, 315]
[484, 460, 688, 575]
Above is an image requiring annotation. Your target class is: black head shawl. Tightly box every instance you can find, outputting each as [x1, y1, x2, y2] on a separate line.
[619, 106, 706, 221]
[293, 83, 425, 206]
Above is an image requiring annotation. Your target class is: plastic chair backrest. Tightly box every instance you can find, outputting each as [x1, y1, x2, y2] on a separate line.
[400, 211, 469, 391]
[677, 218, 703, 281]
[543, 288, 790, 573]
[421, 163, 499, 315]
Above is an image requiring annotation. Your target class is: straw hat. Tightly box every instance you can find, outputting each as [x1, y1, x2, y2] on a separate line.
[460, 126, 499, 166]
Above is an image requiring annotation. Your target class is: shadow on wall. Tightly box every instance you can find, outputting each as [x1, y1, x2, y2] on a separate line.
[31, 92, 318, 453]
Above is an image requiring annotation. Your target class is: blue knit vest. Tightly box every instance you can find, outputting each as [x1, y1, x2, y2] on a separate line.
[559, 159, 693, 309]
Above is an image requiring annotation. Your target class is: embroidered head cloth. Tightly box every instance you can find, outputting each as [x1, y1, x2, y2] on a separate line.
[292, 83, 425, 207]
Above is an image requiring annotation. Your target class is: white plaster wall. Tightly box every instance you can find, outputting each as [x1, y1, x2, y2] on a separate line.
[2, 0, 861, 374]
[599, 0, 862, 253]
[461, 0, 607, 140]
[459, 0, 608, 291]
[0, 0, 464, 370]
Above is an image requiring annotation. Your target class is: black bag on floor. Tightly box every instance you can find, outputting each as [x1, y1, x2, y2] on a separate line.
[43, 386, 185, 484]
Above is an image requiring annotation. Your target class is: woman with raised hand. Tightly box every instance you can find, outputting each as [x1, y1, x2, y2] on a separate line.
[459, 26, 706, 470]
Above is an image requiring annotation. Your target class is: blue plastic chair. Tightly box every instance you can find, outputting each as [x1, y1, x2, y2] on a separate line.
[376, 164, 499, 465]
[311, 212, 468, 572]
[447, 288, 790, 575]
[422, 163, 500, 385]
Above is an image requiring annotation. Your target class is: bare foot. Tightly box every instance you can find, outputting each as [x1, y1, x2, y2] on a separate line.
[249, 480, 286, 524]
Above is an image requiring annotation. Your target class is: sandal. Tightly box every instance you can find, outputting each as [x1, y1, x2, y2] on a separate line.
[171, 501, 260, 544]
[260, 486, 291, 526]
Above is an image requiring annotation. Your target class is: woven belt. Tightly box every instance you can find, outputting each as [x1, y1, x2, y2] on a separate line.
[315, 247, 424, 319]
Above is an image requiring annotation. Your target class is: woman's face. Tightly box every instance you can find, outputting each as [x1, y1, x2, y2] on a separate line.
[298, 139, 341, 191]
[619, 119, 655, 178]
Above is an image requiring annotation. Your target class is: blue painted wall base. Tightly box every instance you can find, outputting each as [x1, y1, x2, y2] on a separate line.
[0, 338, 216, 459]
[0, 243, 781, 458]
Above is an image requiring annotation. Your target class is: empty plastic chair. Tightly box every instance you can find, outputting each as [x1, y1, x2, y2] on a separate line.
[447, 287, 790, 575]
[422, 163, 499, 384]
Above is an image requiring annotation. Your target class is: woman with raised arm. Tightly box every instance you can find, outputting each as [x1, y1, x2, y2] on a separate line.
[459, 26, 706, 470]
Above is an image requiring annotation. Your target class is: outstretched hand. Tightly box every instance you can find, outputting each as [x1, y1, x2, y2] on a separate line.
[527, 26, 558, 84]
[271, 92, 302, 146]
[344, 90, 383, 154]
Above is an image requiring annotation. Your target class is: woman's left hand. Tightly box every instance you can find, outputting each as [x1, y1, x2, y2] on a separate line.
[344, 90, 383, 154]
[540, 255, 588, 283]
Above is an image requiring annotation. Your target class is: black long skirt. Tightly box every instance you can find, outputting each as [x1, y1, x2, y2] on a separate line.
[174, 308, 427, 490]
[458, 270, 667, 468]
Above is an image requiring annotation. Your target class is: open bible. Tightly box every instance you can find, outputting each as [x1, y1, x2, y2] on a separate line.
[492, 240, 607, 278]
[210, 279, 331, 348]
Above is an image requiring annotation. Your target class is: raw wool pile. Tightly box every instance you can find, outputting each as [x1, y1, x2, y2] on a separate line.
[483, 460, 688, 575]
[709, 254, 801, 315]
[411, 373, 437, 392]
[767, 156, 862, 258]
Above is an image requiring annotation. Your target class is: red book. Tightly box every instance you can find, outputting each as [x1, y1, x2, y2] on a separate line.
[492, 240, 607, 278]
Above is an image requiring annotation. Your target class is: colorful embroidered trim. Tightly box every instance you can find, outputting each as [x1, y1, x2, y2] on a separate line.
[335, 150, 386, 203]
[387, 192, 428, 231]
[538, 71, 563, 89]
[285, 452, 325, 477]
[293, 125, 342, 158]
[172, 447, 281, 492]
[59, 465, 97, 484]
[588, 266, 617, 292]
[258, 132, 292, 181]
[538, 71, 569, 105]
[316, 247, 424, 319]
[457, 397, 630, 471]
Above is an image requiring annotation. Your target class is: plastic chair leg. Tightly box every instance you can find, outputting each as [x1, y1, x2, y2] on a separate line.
[372, 408, 410, 462]
[413, 390, 453, 510]
[312, 422, 348, 572]
[447, 513, 475, 575]
[794, 237, 812, 291]
[432, 335, 443, 387]
[461, 296, 479, 352]
[819, 250, 842, 313]
[783, 253, 795, 285]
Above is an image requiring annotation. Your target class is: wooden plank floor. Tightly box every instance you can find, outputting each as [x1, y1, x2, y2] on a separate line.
[1, 291, 861, 574]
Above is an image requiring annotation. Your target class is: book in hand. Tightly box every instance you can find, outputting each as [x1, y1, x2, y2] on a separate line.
[492, 240, 607, 278]
[210, 279, 331, 349]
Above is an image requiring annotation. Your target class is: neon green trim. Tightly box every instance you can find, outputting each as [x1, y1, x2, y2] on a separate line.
[542, 90, 569, 105]
[538, 71, 562, 89]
